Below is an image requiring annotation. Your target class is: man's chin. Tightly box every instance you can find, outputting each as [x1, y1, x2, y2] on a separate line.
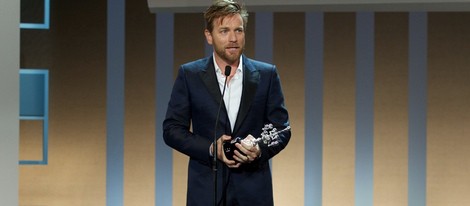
[226, 57, 240, 65]
[222, 54, 241, 64]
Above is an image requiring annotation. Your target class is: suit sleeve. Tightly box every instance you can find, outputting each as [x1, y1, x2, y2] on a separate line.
[256, 66, 291, 163]
[162, 67, 213, 165]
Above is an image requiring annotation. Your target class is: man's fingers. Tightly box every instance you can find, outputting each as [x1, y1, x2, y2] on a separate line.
[234, 149, 252, 163]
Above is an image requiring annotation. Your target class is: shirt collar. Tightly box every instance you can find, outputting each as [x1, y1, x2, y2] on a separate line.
[213, 54, 243, 77]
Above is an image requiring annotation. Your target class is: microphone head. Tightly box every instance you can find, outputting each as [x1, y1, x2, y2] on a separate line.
[224, 66, 231, 77]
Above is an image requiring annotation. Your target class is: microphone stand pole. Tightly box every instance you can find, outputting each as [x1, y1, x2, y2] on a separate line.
[213, 66, 231, 206]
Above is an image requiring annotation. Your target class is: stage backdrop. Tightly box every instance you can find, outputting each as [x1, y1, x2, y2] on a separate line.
[19, 0, 470, 206]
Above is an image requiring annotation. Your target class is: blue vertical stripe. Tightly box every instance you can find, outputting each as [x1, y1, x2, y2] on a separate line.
[355, 12, 375, 206]
[19, 69, 49, 165]
[408, 12, 427, 206]
[42, 71, 50, 165]
[255, 12, 274, 167]
[304, 12, 324, 206]
[255, 12, 273, 63]
[106, 0, 125, 205]
[205, 41, 212, 57]
[20, 0, 50, 29]
[155, 13, 174, 206]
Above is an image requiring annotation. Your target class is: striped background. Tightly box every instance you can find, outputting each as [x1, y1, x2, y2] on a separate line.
[18, 0, 470, 205]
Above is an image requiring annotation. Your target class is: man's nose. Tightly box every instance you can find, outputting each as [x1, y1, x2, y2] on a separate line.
[228, 31, 237, 42]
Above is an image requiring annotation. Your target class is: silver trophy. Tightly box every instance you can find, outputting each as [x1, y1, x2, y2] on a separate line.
[223, 123, 291, 161]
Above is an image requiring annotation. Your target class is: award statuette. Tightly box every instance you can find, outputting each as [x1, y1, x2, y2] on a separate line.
[223, 124, 291, 161]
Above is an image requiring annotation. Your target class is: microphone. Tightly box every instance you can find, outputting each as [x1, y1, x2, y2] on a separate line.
[224, 65, 231, 76]
[213, 65, 231, 206]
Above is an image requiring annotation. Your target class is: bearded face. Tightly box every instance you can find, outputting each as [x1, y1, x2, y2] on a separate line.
[205, 14, 245, 66]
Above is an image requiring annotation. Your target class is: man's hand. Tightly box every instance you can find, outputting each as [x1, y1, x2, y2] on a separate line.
[210, 135, 241, 168]
[234, 135, 261, 164]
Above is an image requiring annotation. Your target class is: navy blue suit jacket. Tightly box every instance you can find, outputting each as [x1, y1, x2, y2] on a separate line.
[163, 55, 290, 206]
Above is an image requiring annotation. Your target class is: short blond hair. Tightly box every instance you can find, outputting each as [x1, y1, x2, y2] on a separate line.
[204, 0, 248, 32]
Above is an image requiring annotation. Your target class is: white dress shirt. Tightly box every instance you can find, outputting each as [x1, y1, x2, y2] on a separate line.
[213, 55, 243, 132]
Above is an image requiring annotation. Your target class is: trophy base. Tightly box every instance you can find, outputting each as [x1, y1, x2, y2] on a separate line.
[223, 137, 244, 160]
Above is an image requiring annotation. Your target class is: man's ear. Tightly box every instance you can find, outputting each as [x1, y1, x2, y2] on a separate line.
[204, 29, 213, 45]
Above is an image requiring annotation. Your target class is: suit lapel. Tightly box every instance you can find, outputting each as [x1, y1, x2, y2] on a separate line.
[199, 57, 223, 106]
[233, 57, 259, 135]
[199, 56, 260, 135]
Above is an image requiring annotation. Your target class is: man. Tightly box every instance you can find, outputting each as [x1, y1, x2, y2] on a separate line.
[163, 0, 291, 205]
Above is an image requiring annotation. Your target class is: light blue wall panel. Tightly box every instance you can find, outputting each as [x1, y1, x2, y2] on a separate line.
[355, 12, 375, 206]
[304, 12, 324, 206]
[155, 12, 174, 206]
[19, 69, 49, 165]
[20, 0, 50, 29]
[106, 0, 126, 205]
[255, 12, 273, 63]
[408, 12, 427, 206]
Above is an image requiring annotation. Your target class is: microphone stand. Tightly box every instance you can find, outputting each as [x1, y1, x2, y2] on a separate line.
[213, 65, 231, 206]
